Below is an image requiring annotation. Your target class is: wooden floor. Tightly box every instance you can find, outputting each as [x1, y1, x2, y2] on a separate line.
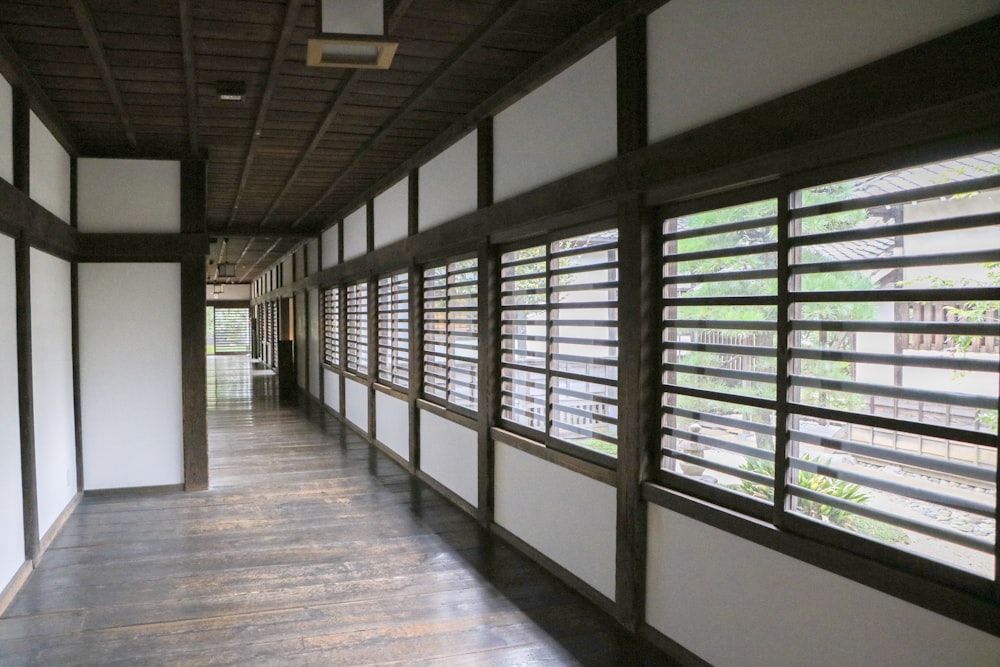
[0, 356, 677, 666]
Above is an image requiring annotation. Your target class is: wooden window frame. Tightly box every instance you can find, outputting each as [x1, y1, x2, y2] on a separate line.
[422, 254, 479, 418]
[376, 270, 409, 390]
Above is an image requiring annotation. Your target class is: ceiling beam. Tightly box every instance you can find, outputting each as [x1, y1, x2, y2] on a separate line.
[178, 0, 199, 156]
[68, 0, 138, 149]
[257, 0, 417, 228]
[0, 33, 77, 155]
[225, 0, 304, 227]
[287, 0, 525, 228]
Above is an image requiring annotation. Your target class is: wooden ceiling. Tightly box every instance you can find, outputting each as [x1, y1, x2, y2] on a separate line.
[0, 0, 625, 282]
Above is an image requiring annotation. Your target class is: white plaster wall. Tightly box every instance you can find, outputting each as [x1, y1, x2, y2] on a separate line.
[29, 249, 76, 536]
[295, 292, 307, 390]
[647, 0, 1000, 144]
[345, 377, 368, 433]
[0, 76, 12, 185]
[205, 283, 251, 301]
[0, 234, 24, 590]
[646, 506, 1000, 667]
[282, 256, 294, 286]
[29, 113, 71, 223]
[419, 130, 478, 231]
[77, 159, 181, 232]
[373, 177, 409, 249]
[308, 288, 321, 399]
[79, 264, 183, 490]
[343, 207, 367, 261]
[494, 443, 616, 599]
[494, 39, 616, 202]
[324, 369, 341, 414]
[321, 226, 339, 269]
[306, 239, 319, 275]
[374, 391, 409, 461]
[419, 410, 477, 506]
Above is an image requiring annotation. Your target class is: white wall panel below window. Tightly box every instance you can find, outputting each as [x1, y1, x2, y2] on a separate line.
[79, 263, 183, 490]
[419, 411, 477, 507]
[344, 377, 368, 433]
[0, 234, 24, 591]
[645, 506, 1000, 667]
[29, 249, 76, 536]
[375, 392, 408, 461]
[494, 39, 616, 202]
[324, 369, 341, 414]
[494, 443, 616, 600]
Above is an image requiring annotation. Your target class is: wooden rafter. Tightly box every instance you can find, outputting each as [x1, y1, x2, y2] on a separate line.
[68, 0, 137, 149]
[286, 0, 525, 229]
[226, 0, 305, 226]
[238, 238, 284, 283]
[257, 0, 417, 228]
[178, 0, 199, 156]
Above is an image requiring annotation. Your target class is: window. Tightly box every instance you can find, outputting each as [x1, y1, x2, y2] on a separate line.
[377, 271, 409, 389]
[345, 280, 368, 376]
[660, 149, 999, 581]
[423, 257, 479, 412]
[323, 286, 341, 367]
[500, 228, 619, 461]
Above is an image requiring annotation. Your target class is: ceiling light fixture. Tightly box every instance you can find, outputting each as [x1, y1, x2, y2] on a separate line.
[217, 238, 236, 279]
[213, 283, 225, 294]
[216, 81, 246, 102]
[307, 0, 397, 69]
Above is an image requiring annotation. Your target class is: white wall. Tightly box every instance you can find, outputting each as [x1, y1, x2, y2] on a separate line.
[343, 206, 367, 261]
[307, 239, 319, 275]
[321, 226, 339, 269]
[29, 249, 76, 537]
[494, 443, 617, 600]
[29, 113, 71, 223]
[419, 130, 478, 231]
[375, 391, 408, 461]
[205, 283, 251, 301]
[79, 264, 183, 490]
[344, 377, 368, 433]
[647, 0, 1000, 144]
[0, 234, 24, 591]
[494, 38, 617, 201]
[419, 411, 477, 506]
[373, 177, 409, 249]
[0, 75, 12, 185]
[308, 288, 321, 399]
[77, 159, 181, 232]
[324, 369, 341, 414]
[646, 506, 1000, 667]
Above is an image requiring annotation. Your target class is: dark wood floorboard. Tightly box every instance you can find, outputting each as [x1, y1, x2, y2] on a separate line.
[0, 356, 677, 666]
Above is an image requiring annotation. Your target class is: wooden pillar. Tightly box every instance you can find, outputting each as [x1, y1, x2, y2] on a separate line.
[180, 160, 208, 490]
[476, 118, 496, 525]
[15, 235, 39, 564]
[12, 87, 29, 195]
[614, 14, 651, 632]
[407, 170, 422, 469]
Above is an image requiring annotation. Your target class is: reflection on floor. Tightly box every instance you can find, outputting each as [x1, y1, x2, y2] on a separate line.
[0, 355, 676, 665]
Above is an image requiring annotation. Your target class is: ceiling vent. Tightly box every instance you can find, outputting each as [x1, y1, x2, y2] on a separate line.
[307, 0, 397, 69]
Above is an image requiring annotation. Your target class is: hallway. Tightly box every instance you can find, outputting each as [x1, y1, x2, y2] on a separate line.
[0, 356, 674, 666]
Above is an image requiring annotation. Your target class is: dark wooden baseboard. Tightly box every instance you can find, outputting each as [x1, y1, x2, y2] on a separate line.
[414, 468, 478, 519]
[638, 623, 713, 667]
[37, 491, 81, 560]
[83, 484, 186, 498]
